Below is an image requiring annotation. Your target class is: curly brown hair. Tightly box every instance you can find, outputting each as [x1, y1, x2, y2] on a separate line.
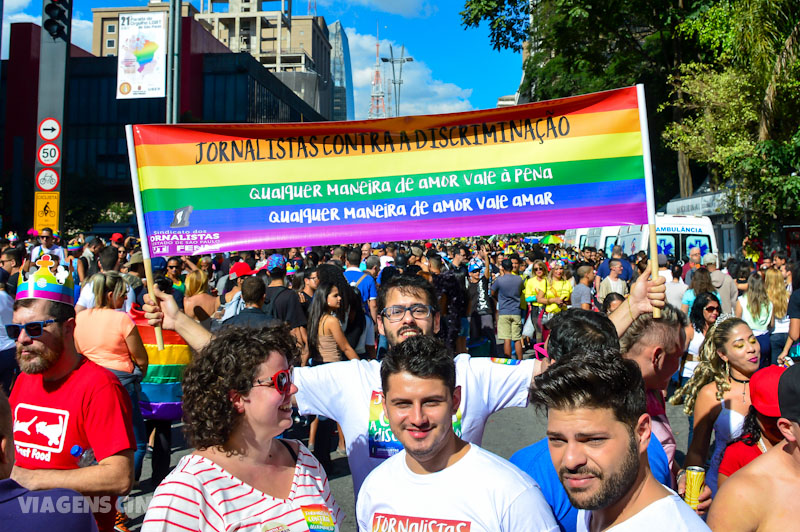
[182, 324, 300, 450]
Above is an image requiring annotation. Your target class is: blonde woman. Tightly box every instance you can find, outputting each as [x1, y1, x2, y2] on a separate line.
[523, 259, 548, 337]
[736, 272, 773, 366]
[183, 270, 218, 324]
[670, 317, 759, 495]
[536, 260, 572, 339]
[765, 267, 790, 364]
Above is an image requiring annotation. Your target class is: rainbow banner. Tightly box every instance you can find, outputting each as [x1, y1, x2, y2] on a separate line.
[126, 85, 656, 257]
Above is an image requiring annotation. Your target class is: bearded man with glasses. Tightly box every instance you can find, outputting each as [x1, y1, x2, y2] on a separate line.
[6, 258, 134, 532]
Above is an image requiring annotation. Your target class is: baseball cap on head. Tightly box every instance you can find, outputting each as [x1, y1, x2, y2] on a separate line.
[468, 258, 484, 273]
[229, 261, 253, 280]
[266, 253, 287, 272]
[657, 253, 668, 267]
[751, 365, 786, 417]
[111, 233, 124, 244]
[150, 257, 167, 272]
[702, 253, 718, 266]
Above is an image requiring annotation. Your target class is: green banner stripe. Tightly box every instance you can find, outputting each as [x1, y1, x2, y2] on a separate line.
[141, 156, 644, 211]
[144, 364, 185, 382]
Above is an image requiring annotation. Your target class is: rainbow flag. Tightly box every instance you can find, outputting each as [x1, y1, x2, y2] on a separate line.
[127, 86, 655, 256]
[130, 308, 192, 420]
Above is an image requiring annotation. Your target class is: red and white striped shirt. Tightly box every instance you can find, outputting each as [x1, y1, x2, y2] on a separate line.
[142, 441, 343, 532]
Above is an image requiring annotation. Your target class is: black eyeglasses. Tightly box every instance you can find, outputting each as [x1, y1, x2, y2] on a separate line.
[381, 304, 435, 322]
[253, 368, 293, 395]
[6, 319, 64, 340]
[704, 306, 720, 313]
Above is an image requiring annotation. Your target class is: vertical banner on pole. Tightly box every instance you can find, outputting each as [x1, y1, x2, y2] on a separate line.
[117, 12, 167, 99]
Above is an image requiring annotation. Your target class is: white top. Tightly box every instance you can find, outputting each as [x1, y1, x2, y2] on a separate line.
[0, 291, 14, 351]
[357, 444, 558, 532]
[576, 491, 710, 531]
[293, 354, 534, 498]
[142, 441, 343, 532]
[76, 277, 136, 312]
[773, 313, 791, 335]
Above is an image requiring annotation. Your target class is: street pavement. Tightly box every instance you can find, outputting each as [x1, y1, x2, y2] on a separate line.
[124, 361, 692, 531]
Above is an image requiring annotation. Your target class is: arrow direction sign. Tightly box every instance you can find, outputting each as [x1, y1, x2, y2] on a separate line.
[38, 118, 62, 141]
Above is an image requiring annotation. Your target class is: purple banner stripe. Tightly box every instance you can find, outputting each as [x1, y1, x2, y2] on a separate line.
[148, 203, 648, 256]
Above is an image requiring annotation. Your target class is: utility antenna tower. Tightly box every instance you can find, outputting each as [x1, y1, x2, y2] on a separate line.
[368, 24, 386, 119]
[307, 1, 316, 16]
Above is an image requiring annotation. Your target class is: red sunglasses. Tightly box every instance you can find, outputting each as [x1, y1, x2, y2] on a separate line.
[253, 368, 293, 394]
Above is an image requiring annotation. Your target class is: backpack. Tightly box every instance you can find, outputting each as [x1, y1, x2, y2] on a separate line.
[264, 286, 290, 320]
[350, 273, 370, 310]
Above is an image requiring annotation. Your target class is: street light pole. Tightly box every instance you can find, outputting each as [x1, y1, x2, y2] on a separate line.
[381, 44, 412, 117]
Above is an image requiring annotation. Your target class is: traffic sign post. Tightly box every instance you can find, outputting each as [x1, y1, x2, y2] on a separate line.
[34, 191, 60, 233]
[36, 168, 60, 191]
[34, 0, 72, 233]
[38, 118, 61, 141]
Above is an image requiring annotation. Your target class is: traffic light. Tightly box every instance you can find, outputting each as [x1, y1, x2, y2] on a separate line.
[42, 0, 70, 40]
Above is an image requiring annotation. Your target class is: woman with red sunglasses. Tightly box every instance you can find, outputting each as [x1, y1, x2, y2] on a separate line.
[142, 324, 343, 531]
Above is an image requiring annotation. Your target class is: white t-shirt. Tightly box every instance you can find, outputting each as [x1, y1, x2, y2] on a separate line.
[293, 354, 534, 498]
[142, 441, 343, 532]
[576, 492, 711, 531]
[76, 277, 135, 312]
[357, 444, 558, 532]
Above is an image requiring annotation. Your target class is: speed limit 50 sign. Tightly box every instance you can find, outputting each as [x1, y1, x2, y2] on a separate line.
[37, 143, 61, 166]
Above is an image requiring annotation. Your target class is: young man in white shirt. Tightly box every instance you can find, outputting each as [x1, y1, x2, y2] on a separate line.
[530, 349, 710, 532]
[357, 335, 558, 532]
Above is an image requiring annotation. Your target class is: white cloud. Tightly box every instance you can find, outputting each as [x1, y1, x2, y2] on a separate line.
[71, 14, 94, 53]
[345, 27, 472, 120]
[319, 0, 436, 18]
[2, 12, 38, 59]
[2, 11, 93, 59]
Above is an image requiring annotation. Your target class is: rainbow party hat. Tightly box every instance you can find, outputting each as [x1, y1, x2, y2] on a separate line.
[16, 254, 74, 305]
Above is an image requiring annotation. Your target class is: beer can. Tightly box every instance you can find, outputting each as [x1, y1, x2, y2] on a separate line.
[684, 466, 705, 509]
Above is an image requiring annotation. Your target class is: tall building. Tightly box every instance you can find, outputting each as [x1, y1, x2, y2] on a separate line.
[328, 21, 353, 121]
[194, 0, 332, 118]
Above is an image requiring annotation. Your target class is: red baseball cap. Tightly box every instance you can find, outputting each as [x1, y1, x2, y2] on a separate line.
[229, 261, 253, 280]
[111, 233, 124, 243]
[751, 365, 786, 417]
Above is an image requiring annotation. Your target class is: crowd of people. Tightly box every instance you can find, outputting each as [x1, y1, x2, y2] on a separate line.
[0, 227, 799, 532]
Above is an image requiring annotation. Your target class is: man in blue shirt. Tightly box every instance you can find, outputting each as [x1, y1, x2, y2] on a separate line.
[511, 310, 670, 532]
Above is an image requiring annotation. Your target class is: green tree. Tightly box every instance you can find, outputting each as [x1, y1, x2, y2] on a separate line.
[663, 0, 800, 235]
[462, 0, 710, 204]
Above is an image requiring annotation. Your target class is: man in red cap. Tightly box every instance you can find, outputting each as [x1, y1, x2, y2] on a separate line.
[215, 261, 254, 324]
[708, 363, 800, 531]
[717, 365, 787, 487]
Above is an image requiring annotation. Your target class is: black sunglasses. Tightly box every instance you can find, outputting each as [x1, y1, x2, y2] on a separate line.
[6, 319, 65, 340]
[704, 306, 720, 313]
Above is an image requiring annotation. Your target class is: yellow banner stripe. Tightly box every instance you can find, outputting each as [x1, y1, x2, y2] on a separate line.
[138, 131, 644, 191]
[143, 343, 192, 366]
[134, 108, 641, 170]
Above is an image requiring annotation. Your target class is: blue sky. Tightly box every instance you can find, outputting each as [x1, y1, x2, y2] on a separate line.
[2, 0, 523, 119]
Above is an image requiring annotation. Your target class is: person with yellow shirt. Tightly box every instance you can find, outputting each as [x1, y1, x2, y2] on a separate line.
[536, 261, 572, 340]
[524, 260, 549, 340]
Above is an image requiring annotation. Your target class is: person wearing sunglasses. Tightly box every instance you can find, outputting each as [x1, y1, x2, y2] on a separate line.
[26, 227, 65, 271]
[8, 265, 135, 532]
[142, 324, 342, 532]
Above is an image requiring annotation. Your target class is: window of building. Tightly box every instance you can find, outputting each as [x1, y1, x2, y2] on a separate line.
[107, 23, 116, 33]
[106, 39, 115, 48]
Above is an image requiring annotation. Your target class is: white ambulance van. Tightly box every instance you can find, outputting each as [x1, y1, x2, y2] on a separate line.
[616, 215, 717, 259]
[564, 228, 590, 249]
[584, 226, 621, 256]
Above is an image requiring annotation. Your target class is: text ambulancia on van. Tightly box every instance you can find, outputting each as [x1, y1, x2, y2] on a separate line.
[616, 215, 717, 260]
